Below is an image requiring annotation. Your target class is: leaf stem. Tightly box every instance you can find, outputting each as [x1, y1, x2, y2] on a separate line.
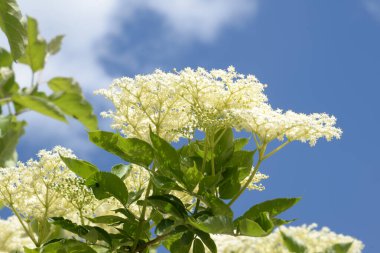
[10, 205, 39, 246]
[263, 140, 291, 160]
[132, 180, 153, 253]
[227, 143, 267, 207]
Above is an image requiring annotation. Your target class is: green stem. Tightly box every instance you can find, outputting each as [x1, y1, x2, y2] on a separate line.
[0, 97, 12, 103]
[10, 205, 39, 246]
[132, 180, 153, 253]
[227, 143, 267, 207]
[263, 140, 291, 160]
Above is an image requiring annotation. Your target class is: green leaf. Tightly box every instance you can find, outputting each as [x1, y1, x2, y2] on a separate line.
[242, 198, 301, 220]
[147, 194, 188, 219]
[50, 92, 98, 130]
[86, 171, 129, 205]
[50, 217, 89, 237]
[214, 128, 234, 164]
[0, 48, 12, 67]
[151, 174, 181, 191]
[281, 231, 307, 253]
[47, 35, 64, 55]
[170, 231, 194, 253]
[193, 238, 205, 253]
[182, 161, 203, 191]
[89, 131, 154, 168]
[155, 219, 175, 236]
[60, 156, 98, 179]
[48, 77, 98, 130]
[233, 137, 250, 151]
[218, 167, 241, 199]
[0, 68, 18, 98]
[190, 215, 234, 234]
[203, 194, 233, 218]
[238, 212, 274, 237]
[150, 130, 182, 180]
[48, 77, 82, 94]
[194, 230, 217, 253]
[18, 16, 47, 72]
[88, 215, 126, 225]
[0, 115, 25, 167]
[326, 242, 353, 253]
[111, 164, 131, 179]
[0, 0, 27, 60]
[24, 247, 39, 253]
[40, 239, 97, 253]
[12, 94, 67, 122]
[239, 218, 266, 237]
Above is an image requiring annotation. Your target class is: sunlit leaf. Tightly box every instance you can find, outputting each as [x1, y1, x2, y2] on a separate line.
[0, 0, 27, 59]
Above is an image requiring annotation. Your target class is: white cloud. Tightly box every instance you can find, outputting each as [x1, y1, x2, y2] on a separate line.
[364, 0, 380, 22]
[1, 0, 259, 159]
[120, 0, 258, 42]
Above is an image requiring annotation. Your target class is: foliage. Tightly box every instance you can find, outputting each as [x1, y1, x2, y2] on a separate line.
[0, 1, 363, 253]
[0, 0, 97, 167]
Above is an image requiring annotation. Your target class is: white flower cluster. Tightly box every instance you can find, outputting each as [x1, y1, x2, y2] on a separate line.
[0, 146, 76, 219]
[233, 104, 342, 146]
[211, 224, 364, 253]
[241, 170, 269, 191]
[0, 215, 34, 252]
[0, 146, 118, 224]
[97, 67, 341, 146]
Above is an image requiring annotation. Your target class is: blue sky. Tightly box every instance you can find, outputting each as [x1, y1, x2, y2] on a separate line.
[1, 0, 379, 252]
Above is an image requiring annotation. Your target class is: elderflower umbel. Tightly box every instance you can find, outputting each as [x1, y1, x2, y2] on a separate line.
[233, 104, 342, 146]
[95, 70, 192, 142]
[97, 67, 341, 146]
[240, 170, 269, 191]
[0, 146, 76, 219]
[0, 215, 34, 252]
[211, 224, 364, 253]
[176, 66, 267, 130]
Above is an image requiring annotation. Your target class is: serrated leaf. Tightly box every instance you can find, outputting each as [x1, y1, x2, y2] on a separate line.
[47, 77, 97, 130]
[170, 231, 194, 253]
[147, 194, 188, 219]
[40, 239, 97, 253]
[60, 156, 98, 179]
[0, 115, 25, 167]
[242, 197, 301, 220]
[193, 238, 205, 253]
[88, 215, 126, 225]
[233, 137, 250, 151]
[12, 94, 67, 122]
[326, 242, 353, 253]
[194, 230, 217, 253]
[281, 231, 307, 253]
[150, 130, 183, 180]
[47, 35, 64, 55]
[18, 16, 47, 72]
[0, 48, 12, 67]
[204, 194, 233, 218]
[190, 215, 234, 234]
[51, 92, 98, 130]
[182, 162, 203, 191]
[155, 219, 175, 236]
[0, 68, 18, 97]
[86, 171, 129, 205]
[0, 0, 27, 59]
[238, 212, 274, 237]
[89, 131, 154, 168]
[48, 77, 81, 94]
[111, 164, 130, 179]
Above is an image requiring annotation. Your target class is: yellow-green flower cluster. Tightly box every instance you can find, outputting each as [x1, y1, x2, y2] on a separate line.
[0, 146, 76, 219]
[97, 67, 341, 146]
[0, 215, 34, 252]
[211, 224, 364, 253]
